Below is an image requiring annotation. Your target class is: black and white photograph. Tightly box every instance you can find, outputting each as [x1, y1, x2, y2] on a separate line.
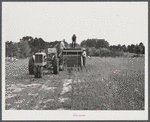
[2, 1, 148, 120]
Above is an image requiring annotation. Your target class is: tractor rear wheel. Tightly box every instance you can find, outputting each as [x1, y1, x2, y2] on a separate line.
[28, 57, 34, 75]
[53, 56, 59, 74]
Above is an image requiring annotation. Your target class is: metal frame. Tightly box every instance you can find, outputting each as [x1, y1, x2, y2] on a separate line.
[63, 49, 83, 69]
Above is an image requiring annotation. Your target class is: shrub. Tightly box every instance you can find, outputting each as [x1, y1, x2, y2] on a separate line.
[19, 54, 25, 59]
[86, 47, 126, 57]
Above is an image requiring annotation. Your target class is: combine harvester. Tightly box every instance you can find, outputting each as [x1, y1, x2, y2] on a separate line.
[28, 35, 86, 78]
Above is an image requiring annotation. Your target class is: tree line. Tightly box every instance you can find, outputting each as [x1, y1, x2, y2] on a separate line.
[80, 39, 145, 57]
[6, 36, 69, 58]
[6, 36, 145, 58]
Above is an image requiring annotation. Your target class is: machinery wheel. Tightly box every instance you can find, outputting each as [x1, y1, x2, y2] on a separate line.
[53, 56, 59, 74]
[28, 57, 34, 75]
[34, 66, 39, 78]
[39, 67, 43, 78]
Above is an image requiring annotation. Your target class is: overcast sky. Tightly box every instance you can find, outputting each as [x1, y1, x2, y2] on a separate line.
[2, 2, 148, 46]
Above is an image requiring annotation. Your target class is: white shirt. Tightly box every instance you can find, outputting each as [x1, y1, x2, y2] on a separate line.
[60, 41, 66, 49]
[33, 55, 35, 60]
[82, 51, 86, 57]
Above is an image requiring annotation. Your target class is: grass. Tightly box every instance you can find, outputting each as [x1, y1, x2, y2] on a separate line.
[5, 56, 145, 110]
[68, 57, 145, 110]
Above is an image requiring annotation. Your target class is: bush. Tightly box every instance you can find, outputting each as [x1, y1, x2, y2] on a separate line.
[19, 54, 25, 59]
[94, 49, 100, 56]
[86, 47, 96, 56]
[98, 48, 111, 57]
[85, 47, 126, 57]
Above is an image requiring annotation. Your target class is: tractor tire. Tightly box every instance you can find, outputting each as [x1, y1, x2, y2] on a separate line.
[28, 57, 34, 75]
[52, 56, 59, 74]
[34, 66, 39, 78]
[39, 67, 43, 78]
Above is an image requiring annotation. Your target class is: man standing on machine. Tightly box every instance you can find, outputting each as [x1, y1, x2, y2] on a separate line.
[72, 34, 76, 48]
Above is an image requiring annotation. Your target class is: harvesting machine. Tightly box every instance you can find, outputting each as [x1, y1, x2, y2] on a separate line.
[28, 39, 86, 78]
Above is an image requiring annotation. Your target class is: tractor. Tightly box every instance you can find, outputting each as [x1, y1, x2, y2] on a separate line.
[28, 36, 86, 78]
[28, 42, 64, 78]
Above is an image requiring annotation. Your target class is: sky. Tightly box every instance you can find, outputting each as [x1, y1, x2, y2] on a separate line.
[2, 2, 148, 46]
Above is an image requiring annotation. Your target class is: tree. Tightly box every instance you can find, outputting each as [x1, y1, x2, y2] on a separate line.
[131, 44, 136, 53]
[139, 42, 145, 55]
[6, 41, 18, 57]
[117, 44, 122, 51]
[139, 42, 144, 47]
[143, 46, 145, 54]
[95, 39, 109, 49]
[88, 47, 95, 56]
[110, 45, 118, 51]
[80, 38, 109, 49]
[135, 44, 143, 56]
[75, 43, 80, 47]
[127, 45, 131, 53]
[80, 40, 86, 47]
[85, 39, 97, 47]
[109, 45, 113, 50]
[122, 45, 127, 52]
[20, 39, 31, 58]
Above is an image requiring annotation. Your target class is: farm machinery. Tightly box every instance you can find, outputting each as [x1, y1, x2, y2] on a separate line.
[28, 38, 86, 78]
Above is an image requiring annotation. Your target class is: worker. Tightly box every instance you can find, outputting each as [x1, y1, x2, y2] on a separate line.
[33, 54, 35, 59]
[60, 41, 66, 50]
[72, 34, 76, 48]
[58, 41, 66, 58]
[82, 48, 86, 66]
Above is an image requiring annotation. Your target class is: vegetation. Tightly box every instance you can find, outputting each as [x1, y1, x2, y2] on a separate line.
[5, 57, 144, 110]
[80, 39, 145, 57]
[6, 36, 145, 58]
[5, 36, 145, 110]
[5, 36, 69, 58]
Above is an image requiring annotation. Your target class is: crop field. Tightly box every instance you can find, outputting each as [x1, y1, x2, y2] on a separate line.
[5, 57, 145, 110]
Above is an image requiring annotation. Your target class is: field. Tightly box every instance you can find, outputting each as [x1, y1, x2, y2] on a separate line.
[5, 56, 145, 110]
